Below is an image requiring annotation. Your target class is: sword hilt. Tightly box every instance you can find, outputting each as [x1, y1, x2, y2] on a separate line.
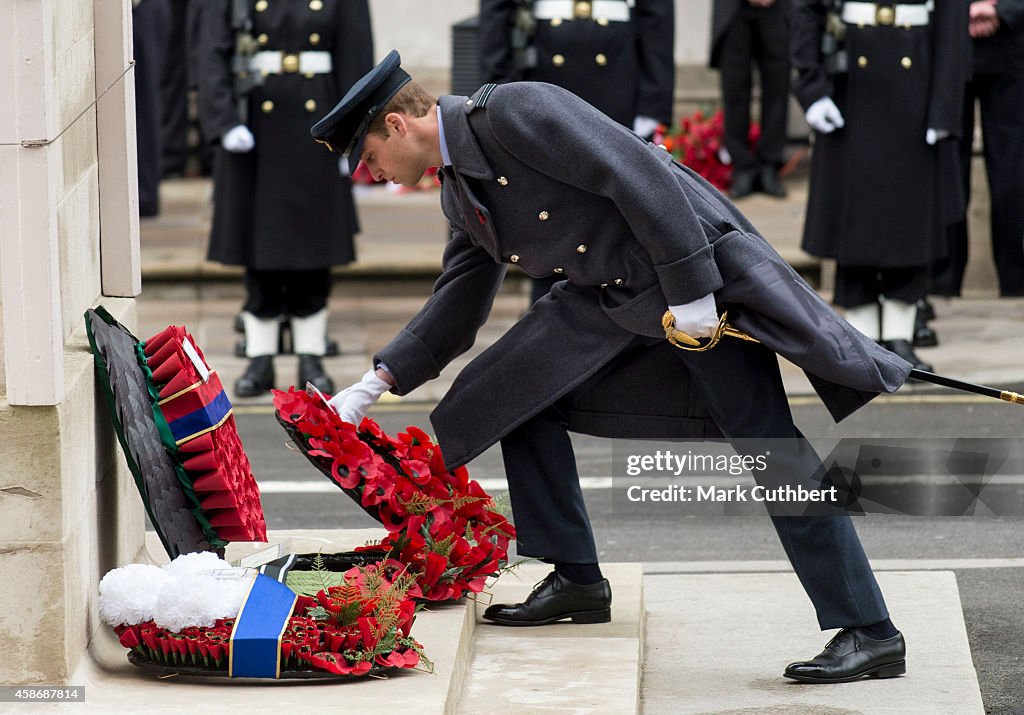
[662, 310, 760, 352]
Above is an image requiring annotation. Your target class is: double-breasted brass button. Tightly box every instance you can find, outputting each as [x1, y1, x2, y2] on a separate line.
[466, 99, 474, 107]
[576, 244, 587, 254]
[305, 99, 317, 112]
[857, 56, 868, 68]
[551, 17, 563, 27]
[600, 282, 608, 288]
[261, 100, 274, 113]
[552, 54, 566, 67]
[614, 278, 623, 286]
[255, 0, 268, 11]
[309, 0, 323, 10]
[901, 56, 912, 69]
[257, 33, 269, 45]
[597, 17, 609, 26]
[510, 254, 520, 263]
[282, 53, 300, 73]
[497, 176, 509, 186]
[538, 210, 550, 221]
[553, 267, 564, 273]
[309, 33, 321, 45]
[595, 53, 607, 66]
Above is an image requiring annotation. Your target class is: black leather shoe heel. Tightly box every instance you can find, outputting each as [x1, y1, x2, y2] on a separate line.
[571, 607, 611, 624]
[482, 572, 612, 627]
[870, 660, 906, 678]
[784, 629, 907, 684]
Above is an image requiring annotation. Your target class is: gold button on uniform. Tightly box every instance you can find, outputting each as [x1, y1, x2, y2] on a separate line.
[510, 254, 520, 263]
[576, 244, 587, 254]
[551, 17, 563, 27]
[309, 0, 323, 10]
[858, 56, 868, 68]
[600, 282, 608, 288]
[497, 176, 509, 186]
[614, 278, 623, 286]
[255, 0, 268, 11]
[901, 56, 912, 69]
[261, 100, 274, 113]
[309, 33, 321, 45]
[466, 99, 474, 106]
[305, 99, 317, 112]
[597, 17, 609, 26]
[553, 267, 564, 273]
[552, 54, 565, 67]
[538, 210, 550, 221]
[257, 33, 268, 45]
[595, 53, 607, 66]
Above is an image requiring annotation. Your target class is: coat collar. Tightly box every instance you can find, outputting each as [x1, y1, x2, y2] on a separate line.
[437, 95, 494, 181]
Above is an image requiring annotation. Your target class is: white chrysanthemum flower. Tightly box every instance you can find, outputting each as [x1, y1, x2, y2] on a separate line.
[98, 564, 170, 626]
[152, 573, 250, 631]
[160, 551, 232, 576]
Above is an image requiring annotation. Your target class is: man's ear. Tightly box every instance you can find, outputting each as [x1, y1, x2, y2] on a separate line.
[385, 112, 408, 137]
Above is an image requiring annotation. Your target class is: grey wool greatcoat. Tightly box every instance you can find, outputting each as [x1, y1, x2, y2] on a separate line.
[374, 83, 912, 470]
[196, 0, 373, 270]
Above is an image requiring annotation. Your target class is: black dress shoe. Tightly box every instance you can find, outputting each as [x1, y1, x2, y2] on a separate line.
[784, 628, 906, 683]
[758, 165, 788, 198]
[482, 571, 611, 626]
[913, 322, 939, 347]
[234, 355, 275, 398]
[915, 298, 935, 322]
[298, 354, 335, 394]
[730, 168, 757, 199]
[883, 339, 933, 372]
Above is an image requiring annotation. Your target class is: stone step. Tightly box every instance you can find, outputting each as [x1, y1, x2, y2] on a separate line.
[458, 562, 644, 714]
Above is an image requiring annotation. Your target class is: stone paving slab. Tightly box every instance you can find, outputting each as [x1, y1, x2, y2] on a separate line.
[459, 562, 644, 714]
[642, 570, 984, 714]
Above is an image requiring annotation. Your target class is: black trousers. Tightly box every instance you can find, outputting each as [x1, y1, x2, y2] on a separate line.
[133, 0, 172, 216]
[243, 269, 331, 318]
[931, 68, 1024, 297]
[718, 3, 790, 170]
[500, 336, 889, 630]
[833, 265, 929, 308]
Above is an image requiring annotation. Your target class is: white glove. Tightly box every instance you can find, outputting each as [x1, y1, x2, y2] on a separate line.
[632, 115, 661, 140]
[326, 368, 392, 425]
[338, 156, 350, 177]
[669, 293, 720, 339]
[221, 125, 255, 153]
[925, 128, 950, 145]
[804, 97, 845, 134]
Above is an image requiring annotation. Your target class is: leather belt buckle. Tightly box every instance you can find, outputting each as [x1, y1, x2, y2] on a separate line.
[574, 1, 592, 19]
[281, 53, 300, 73]
[876, 5, 895, 25]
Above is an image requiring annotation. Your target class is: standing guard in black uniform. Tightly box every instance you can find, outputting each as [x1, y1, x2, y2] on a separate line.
[478, 0, 676, 302]
[791, 0, 969, 371]
[932, 0, 1024, 298]
[710, 0, 791, 199]
[133, 0, 173, 216]
[196, 0, 373, 397]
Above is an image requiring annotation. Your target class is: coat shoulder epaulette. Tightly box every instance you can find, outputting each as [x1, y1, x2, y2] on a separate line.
[466, 83, 498, 112]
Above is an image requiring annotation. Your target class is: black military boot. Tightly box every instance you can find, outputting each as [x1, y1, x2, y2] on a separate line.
[298, 355, 334, 394]
[730, 167, 757, 199]
[234, 356, 275, 397]
[758, 165, 787, 198]
[883, 339, 933, 372]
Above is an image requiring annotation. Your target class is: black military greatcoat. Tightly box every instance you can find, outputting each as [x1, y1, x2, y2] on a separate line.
[196, 0, 372, 270]
[478, 0, 675, 126]
[374, 83, 912, 469]
[791, 0, 969, 268]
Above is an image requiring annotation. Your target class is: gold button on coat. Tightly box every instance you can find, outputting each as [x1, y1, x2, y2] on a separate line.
[510, 254, 520, 263]
[257, 33, 268, 45]
[595, 53, 607, 66]
[282, 53, 300, 73]
[497, 176, 509, 186]
[552, 54, 565, 67]
[553, 267, 564, 273]
[600, 282, 608, 288]
[858, 56, 868, 68]
[309, 33, 321, 45]
[255, 0, 268, 11]
[309, 0, 323, 10]
[466, 99, 474, 106]
[261, 100, 274, 113]
[901, 56, 912, 69]
[597, 17, 609, 26]
[576, 244, 587, 253]
[305, 99, 317, 112]
[551, 17, 563, 27]
[538, 211, 550, 221]
[614, 278, 623, 286]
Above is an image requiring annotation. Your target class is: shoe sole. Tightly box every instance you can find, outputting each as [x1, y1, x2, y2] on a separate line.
[482, 607, 611, 627]
[783, 659, 906, 684]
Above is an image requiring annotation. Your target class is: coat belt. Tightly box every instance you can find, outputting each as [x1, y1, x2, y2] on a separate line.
[532, 0, 634, 22]
[841, 1, 932, 27]
[248, 51, 332, 75]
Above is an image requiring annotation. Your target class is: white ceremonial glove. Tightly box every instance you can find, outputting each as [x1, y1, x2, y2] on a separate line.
[632, 115, 661, 140]
[925, 128, 950, 145]
[804, 97, 845, 134]
[221, 125, 255, 153]
[326, 368, 392, 425]
[669, 293, 720, 340]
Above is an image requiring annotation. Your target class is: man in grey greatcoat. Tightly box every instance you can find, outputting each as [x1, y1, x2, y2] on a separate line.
[313, 51, 914, 683]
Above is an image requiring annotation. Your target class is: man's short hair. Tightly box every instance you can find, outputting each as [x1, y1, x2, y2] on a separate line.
[367, 81, 437, 137]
